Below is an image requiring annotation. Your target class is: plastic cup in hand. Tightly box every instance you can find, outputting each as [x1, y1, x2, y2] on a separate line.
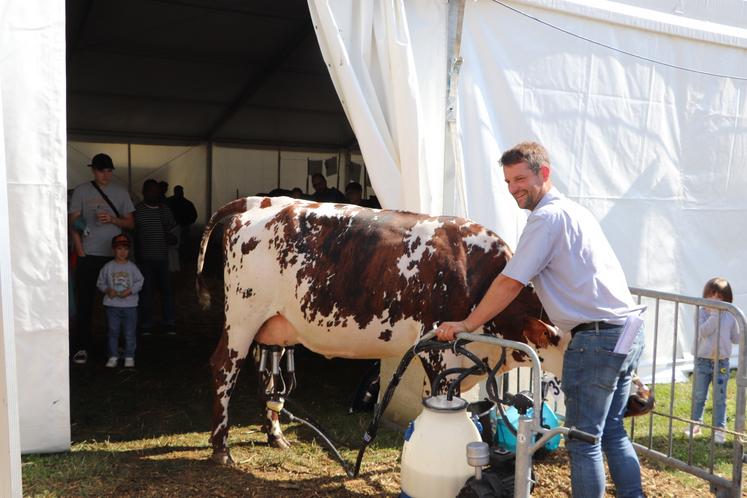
[96, 208, 108, 225]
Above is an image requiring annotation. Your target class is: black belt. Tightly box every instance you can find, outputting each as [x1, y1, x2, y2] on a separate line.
[571, 321, 622, 336]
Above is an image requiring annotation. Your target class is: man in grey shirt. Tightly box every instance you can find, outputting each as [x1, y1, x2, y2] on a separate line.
[69, 153, 135, 364]
[437, 142, 645, 498]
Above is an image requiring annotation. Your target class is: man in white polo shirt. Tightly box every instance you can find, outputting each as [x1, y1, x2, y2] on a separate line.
[436, 141, 645, 498]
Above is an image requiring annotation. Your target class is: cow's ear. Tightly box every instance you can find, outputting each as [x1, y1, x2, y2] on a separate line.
[522, 316, 559, 348]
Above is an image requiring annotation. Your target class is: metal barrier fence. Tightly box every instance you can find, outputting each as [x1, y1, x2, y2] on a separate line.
[627, 287, 746, 498]
[502, 287, 746, 497]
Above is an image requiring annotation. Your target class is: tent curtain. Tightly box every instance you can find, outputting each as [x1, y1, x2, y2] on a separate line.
[0, 0, 70, 457]
[307, 0, 447, 213]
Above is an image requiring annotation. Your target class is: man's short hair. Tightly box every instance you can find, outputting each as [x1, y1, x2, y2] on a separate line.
[500, 141, 550, 175]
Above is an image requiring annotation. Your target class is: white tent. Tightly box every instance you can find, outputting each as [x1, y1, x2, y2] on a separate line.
[2, 0, 747, 491]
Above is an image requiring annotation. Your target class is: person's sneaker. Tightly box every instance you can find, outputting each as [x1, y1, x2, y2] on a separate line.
[72, 350, 88, 364]
[105, 357, 118, 368]
[164, 328, 176, 336]
[124, 358, 135, 368]
[684, 424, 702, 437]
[714, 430, 726, 444]
[140, 328, 153, 337]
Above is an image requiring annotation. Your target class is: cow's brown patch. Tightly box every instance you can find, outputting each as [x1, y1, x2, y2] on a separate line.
[241, 238, 260, 255]
[378, 329, 392, 342]
[260, 197, 272, 208]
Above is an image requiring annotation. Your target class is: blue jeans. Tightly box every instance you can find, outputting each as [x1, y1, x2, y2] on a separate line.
[138, 259, 174, 329]
[105, 306, 138, 358]
[691, 357, 730, 429]
[562, 325, 645, 498]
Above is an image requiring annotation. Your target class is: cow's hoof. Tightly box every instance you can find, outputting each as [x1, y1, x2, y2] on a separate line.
[268, 434, 291, 449]
[211, 450, 234, 465]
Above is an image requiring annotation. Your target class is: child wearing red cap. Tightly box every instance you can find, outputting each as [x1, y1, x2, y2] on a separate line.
[96, 234, 144, 368]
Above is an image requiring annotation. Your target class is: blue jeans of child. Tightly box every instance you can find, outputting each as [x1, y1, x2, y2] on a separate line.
[562, 325, 645, 498]
[105, 306, 138, 358]
[691, 357, 730, 428]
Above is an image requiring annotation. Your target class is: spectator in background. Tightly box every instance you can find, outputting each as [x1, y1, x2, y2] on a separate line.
[158, 180, 169, 203]
[345, 181, 381, 208]
[68, 153, 135, 365]
[291, 187, 305, 199]
[97, 234, 143, 368]
[167, 185, 198, 264]
[686, 277, 740, 444]
[135, 179, 177, 336]
[311, 173, 346, 203]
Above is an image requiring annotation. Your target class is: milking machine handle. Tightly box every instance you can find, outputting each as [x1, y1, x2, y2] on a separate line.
[567, 427, 598, 445]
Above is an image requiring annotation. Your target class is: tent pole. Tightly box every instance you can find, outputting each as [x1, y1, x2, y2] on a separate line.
[207, 142, 213, 218]
[277, 149, 281, 189]
[444, 0, 467, 217]
[127, 143, 132, 194]
[0, 132, 23, 498]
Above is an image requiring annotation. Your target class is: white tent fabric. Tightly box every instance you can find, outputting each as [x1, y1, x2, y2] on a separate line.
[0, 82, 23, 498]
[0, 0, 70, 462]
[308, 0, 447, 213]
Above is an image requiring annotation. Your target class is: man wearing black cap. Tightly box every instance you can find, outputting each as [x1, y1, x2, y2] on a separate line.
[69, 153, 135, 364]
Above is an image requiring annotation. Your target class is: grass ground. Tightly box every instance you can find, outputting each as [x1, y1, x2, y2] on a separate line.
[21, 268, 745, 497]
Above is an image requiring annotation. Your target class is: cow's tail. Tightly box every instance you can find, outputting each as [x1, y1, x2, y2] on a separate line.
[196, 198, 249, 310]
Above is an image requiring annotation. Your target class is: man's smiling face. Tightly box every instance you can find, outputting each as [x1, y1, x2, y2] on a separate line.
[503, 160, 548, 211]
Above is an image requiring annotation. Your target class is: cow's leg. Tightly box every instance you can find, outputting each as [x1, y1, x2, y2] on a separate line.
[209, 322, 256, 465]
[254, 315, 299, 449]
[253, 344, 295, 449]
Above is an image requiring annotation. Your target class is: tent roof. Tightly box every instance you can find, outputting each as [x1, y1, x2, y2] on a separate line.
[66, 0, 355, 149]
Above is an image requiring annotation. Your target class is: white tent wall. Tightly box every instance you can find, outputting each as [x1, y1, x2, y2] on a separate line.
[211, 146, 344, 207]
[459, 0, 747, 382]
[1, 0, 70, 464]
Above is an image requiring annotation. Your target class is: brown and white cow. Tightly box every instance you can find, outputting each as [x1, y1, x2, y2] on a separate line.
[196, 196, 566, 464]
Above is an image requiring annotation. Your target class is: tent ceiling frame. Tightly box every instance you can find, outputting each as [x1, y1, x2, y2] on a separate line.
[70, 89, 345, 115]
[68, 129, 358, 153]
[203, 20, 314, 140]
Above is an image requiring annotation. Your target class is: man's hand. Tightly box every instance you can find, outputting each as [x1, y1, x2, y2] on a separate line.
[106, 288, 117, 299]
[435, 321, 472, 341]
[119, 289, 132, 298]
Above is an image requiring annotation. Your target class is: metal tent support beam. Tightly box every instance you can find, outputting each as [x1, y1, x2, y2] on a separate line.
[443, 0, 467, 217]
[0, 130, 23, 497]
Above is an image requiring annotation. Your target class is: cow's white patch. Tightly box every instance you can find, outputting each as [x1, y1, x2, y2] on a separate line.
[397, 219, 441, 280]
[463, 225, 494, 252]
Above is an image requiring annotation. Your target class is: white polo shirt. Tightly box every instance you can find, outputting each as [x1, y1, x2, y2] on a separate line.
[502, 187, 639, 332]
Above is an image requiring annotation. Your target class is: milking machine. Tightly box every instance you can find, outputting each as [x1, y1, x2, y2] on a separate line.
[256, 332, 597, 497]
